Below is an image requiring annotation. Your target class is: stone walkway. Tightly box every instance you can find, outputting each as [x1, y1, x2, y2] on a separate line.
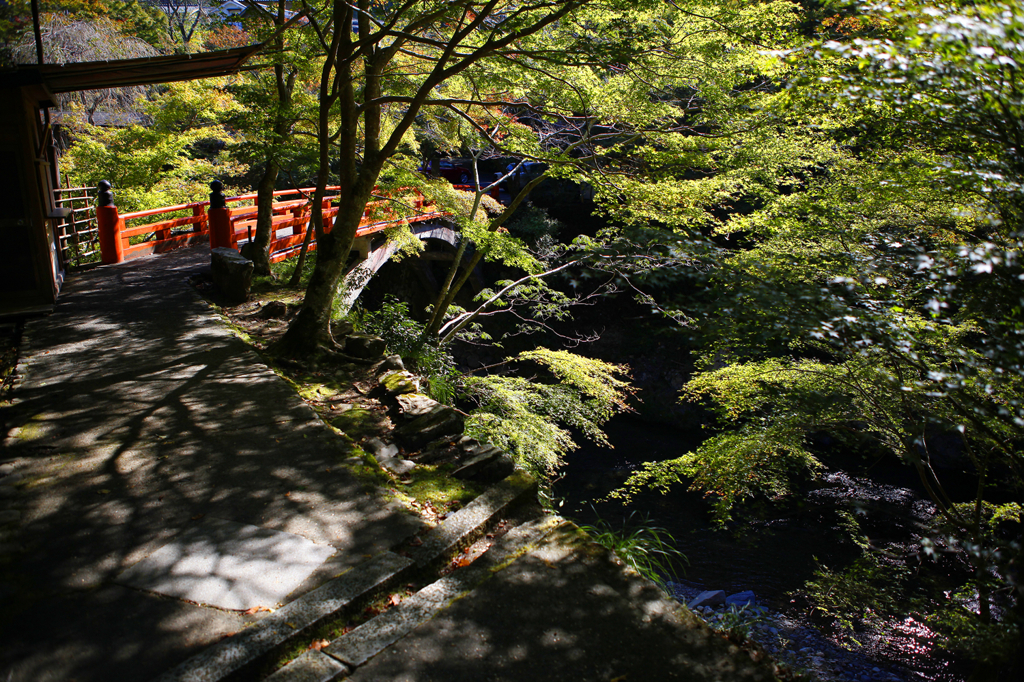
[0, 247, 783, 682]
[0, 249, 423, 682]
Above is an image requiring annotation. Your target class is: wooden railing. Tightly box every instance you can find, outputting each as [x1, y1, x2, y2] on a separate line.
[54, 186, 99, 268]
[94, 182, 461, 265]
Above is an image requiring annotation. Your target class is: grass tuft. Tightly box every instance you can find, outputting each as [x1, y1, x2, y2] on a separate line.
[578, 511, 688, 587]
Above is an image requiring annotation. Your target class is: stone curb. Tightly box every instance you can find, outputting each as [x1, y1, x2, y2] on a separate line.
[265, 516, 564, 681]
[407, 470, 536, 571]
[152, 471, 537, 682]
[153, 552, 414, 682]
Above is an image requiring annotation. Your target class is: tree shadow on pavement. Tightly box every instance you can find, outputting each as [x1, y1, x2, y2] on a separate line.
[0, 249, 424, 682]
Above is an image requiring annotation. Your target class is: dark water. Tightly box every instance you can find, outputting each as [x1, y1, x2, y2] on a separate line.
[555, 415, 917, 606]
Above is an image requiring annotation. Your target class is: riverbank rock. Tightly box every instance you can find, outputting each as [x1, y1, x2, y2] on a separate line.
[451, 445, 516, 482]
[345, 332, 387, 359]
[726, 591, 756, 608]
[688, 590, 726, 610]
[378, 371, 419, 396]
[380, 354, 404, 371]
[392, 393, 464, 449]
[364, 437, 400, 461]
[258, 300, 288, 319]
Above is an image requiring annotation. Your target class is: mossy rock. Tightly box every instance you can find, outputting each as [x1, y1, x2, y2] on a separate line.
[330, 406, 385, 439]
[380, 371, 419, 396]
[400, 464, 483, 511]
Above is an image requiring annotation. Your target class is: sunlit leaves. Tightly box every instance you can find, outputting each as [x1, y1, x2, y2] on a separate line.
[464, 348, 633, 475]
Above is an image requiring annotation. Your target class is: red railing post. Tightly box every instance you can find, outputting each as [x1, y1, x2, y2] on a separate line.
[96, 180, 124, 264]
[322, 196, 334, 234]
[192, 204, 206, 234]
[208, 180, 234, 249]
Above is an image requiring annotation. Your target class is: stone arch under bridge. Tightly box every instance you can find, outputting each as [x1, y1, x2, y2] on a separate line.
[337, 221, 460, 313]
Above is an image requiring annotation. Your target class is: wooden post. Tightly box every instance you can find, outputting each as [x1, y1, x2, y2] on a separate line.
[322, 197, 334, 234]
[291, 203, 304, 236]
[96, 180, 124, 264]
[208, 180, 233, 249]
[192, 204, 206, 233]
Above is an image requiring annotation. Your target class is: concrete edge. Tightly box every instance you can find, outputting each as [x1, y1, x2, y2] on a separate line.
[263, 651, 349, 682]
[152, 552, 414, 682]
[272, 516, 564, 680]
[407, 470, 537, 570]
[152, 471, 538, 682]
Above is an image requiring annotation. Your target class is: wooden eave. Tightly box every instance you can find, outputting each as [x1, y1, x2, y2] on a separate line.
[0, 44, 265, 94]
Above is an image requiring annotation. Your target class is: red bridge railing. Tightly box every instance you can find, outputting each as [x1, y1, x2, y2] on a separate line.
[93, 179, 493, 265]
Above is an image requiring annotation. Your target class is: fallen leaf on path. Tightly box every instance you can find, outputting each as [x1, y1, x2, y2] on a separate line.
[191, 514, 204, 521]
[243, 606, 274, 615]
[308, 639, 330, 651]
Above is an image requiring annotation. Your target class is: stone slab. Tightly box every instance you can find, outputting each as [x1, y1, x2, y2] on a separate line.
[408, 471, 536, 569]
[325, 516, 561, 668]
[264, 651, 348, 682]
[155, 551, 414, 682]
[115, 517, 335, 610]
[346, 525, 778, 682]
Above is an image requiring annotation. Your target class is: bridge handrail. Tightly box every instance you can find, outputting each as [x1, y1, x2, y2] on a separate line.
[120, 201, 209, 222]
[96, 183, 467, 265]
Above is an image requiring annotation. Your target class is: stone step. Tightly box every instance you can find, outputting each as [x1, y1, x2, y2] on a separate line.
[264, 515, 564, 682]
[155, 471, 538, 682]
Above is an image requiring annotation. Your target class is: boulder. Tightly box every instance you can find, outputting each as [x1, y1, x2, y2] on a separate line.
[452, 449, 516, 483]
[210, 247, 253, 303]
[258, 300, 288, 319]
[394, 393, 442, 420]
[345, 332, 387, 359]
[330, 319, 355, 338]
[687, 590, 726, 610]
[364, 437, 400, 461]
[379, 371, 419, 396]
[380, 354, 405, 371]
[410, 437, 462, 464]
[394, 399, 464, 450]
[378, 457, 416, 476]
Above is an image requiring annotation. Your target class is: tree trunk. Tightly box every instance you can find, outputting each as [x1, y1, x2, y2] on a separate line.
[249, 161, 279, 276]
[271, 200, 368, 357]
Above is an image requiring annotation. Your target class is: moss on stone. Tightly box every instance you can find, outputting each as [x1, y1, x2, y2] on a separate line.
[380, 371, 418, 395]
[330, 406, 384, 440]
[402, 464, 483, 510]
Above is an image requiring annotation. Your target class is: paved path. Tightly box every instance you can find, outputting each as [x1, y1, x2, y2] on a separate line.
[0, 249, 423, 682]
[1, 247, 782, 682]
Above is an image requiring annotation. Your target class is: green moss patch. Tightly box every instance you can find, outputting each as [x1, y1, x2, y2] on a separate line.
[330, 406, 386, 440]
[391, 464, 484, 520]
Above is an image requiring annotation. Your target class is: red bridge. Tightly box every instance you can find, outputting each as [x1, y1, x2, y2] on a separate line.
[93, 182, 497, 266]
